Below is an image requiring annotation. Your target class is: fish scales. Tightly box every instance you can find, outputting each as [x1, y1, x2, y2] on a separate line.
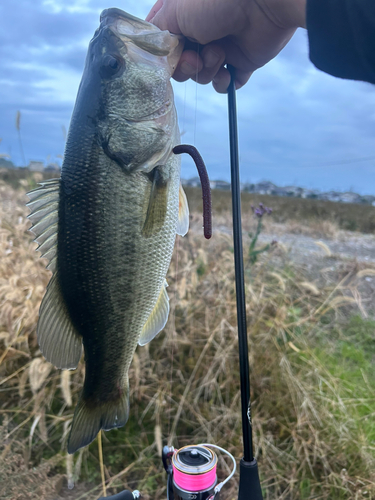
[59, 154, 179, 399]
[27, 8, 187, 453]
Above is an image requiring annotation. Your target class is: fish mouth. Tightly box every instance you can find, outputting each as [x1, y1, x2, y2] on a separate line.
[99, 8, 184, 70]
[100, 8, 157, 34]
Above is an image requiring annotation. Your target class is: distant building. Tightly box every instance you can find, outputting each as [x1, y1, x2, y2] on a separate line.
[255, 181, 277, 195]
[340, 192, 361, 204]
[210, 180, 231, 190]
[281, 186, 301, 197]
[242, 183, 255, 193]
[45, 163, 60, 173]
[0, 157, 15, 169]
[361, 195, 375, 205]
[182, 176, 375, 206]
[321, 191, 342, 202]
[301, 189, 320, 199]
[28, 161, 44, 172]
[271, 187, 288, 197]
[182, 177, 201, 188]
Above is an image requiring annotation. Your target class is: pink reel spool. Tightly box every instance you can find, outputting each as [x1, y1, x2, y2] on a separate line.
[172, 445, 217, 494]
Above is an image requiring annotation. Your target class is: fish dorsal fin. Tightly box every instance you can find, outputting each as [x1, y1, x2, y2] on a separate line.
[176, 184, 189, 236]
[142, 168, 169, 238]
[37, 272, 83, 370]
[138, 280, 169, 346]
[27, 179, 60, 273]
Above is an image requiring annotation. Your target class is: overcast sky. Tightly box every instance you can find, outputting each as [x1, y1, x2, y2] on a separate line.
[1, 0, 375, 193]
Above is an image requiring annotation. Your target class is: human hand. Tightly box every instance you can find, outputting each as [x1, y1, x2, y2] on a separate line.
[146, 0, 306, 93]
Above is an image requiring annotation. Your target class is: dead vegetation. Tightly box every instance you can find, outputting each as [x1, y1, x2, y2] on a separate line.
[1, 180, 375, 499]
[185, 187, 375, 234]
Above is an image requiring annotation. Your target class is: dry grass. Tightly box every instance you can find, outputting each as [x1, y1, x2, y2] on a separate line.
[185, 187, 375, 234]
[1, 180, 375, 499]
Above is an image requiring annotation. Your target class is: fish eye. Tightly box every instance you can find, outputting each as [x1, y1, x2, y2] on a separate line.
[107, 56, 118, 69]
[100, 55, 124, 78]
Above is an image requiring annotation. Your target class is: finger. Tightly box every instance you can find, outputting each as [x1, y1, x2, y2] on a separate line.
[172, 50, 204, 82]
[215, 37, 261, 74]
[145, 0, 164, 22]
[233, 69, 253, 90]
[212, 66, 231, 94]
[149, 1, 180, 33]
[191, 44, 225, 85]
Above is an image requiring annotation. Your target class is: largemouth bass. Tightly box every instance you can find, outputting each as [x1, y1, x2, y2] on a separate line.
[27, 8, 189, 454]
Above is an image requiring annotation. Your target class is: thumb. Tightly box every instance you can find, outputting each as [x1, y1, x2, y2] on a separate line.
[145, 0, 164, 23]
[146, 0, 182, 34]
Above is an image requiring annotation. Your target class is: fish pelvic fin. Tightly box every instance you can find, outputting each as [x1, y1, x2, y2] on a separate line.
[142, 167, 169, 238]
[67, 380, 130, 454]
[176, 183, 189, 236]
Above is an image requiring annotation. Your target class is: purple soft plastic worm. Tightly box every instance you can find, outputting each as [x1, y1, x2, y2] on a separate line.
[173, 144, 212, 239]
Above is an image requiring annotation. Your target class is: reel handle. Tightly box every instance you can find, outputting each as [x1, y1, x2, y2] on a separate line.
[98, 490, 140, 500]
[162, 445, 175, 474]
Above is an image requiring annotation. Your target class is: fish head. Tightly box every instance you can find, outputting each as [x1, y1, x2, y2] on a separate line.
[76, 9, 184, 172]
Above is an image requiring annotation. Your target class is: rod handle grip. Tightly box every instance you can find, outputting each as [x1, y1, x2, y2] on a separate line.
[238, 458, 263, 500]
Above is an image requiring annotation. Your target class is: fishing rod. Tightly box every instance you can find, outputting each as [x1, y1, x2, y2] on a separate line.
[227, 65, 263, 500]
[100, 67, 262, 500]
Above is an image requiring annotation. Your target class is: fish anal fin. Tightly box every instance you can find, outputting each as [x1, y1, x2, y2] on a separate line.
[176, 184, 189, 236]
[37, 273, 82, 370]
[142, 168, 169, 238]
[67, 380, 130, 454]
[139, 280, 169, 346]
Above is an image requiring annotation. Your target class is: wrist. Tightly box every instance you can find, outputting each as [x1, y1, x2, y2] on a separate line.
[293, 0, 307, 28]
[283, 0, 307, 28]
[256, 0, 307, 29]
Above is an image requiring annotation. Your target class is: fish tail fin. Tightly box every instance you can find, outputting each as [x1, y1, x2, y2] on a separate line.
[67, 382, 130, 454]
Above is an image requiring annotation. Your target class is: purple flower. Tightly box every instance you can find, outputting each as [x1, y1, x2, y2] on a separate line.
[251, 203, 273, 218]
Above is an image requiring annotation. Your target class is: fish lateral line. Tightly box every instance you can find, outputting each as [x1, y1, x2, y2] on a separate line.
[173, 144, 212, 239]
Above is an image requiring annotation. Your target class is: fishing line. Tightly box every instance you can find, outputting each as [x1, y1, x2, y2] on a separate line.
[193, 44, 200, 146]
[168, 235, 179, 443]
[97, 430, 106, 498]
[182, 81, 187, 137]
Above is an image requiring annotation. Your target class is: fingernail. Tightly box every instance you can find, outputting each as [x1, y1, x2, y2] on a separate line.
[180, 61, 196, 75]
[204, 49, 221, 69]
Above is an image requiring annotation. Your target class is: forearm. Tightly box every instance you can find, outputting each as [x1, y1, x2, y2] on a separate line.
[147, 0, 375, 91]
[256, 0, 306, 29]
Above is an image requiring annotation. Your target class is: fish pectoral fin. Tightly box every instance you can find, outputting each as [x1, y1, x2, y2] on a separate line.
[37, 272, 82, 370]
[67, 379, 130, 454]
[27, 178, 60, 272]
[142, 167, 169, 237]
[138, 280, 170, 346]
[176, 183, 189, 236]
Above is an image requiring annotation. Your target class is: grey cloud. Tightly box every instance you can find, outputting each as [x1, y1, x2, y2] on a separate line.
[1, 0, 374, 194]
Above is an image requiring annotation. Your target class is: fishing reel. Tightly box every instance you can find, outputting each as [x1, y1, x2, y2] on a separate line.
[162, 444, 236, 500]
[99, 443, 235, 500]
